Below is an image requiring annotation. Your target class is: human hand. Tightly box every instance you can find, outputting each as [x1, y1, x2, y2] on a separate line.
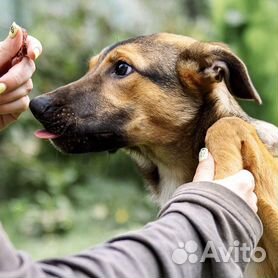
[193, 148, 258, 213]
[0, 22, 42, 131]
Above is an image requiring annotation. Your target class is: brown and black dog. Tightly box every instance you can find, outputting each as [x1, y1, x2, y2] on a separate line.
[29, 33, 278, 277]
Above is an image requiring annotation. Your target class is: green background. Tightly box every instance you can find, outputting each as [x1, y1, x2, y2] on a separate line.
[0, 0, 277, 259]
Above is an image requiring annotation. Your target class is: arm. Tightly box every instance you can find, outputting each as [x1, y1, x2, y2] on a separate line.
[0, 181, 262, 278]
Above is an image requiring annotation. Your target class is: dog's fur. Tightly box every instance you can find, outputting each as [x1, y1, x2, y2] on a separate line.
[206, 117, 278, 277]
[29, 33, 278, 277]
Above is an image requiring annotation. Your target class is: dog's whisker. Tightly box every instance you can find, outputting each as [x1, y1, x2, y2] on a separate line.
[59, 121, 72, 136]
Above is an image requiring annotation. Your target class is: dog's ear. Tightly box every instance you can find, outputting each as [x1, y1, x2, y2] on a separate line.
[208, 47, 262, 104]
[178, 43, 262, 104]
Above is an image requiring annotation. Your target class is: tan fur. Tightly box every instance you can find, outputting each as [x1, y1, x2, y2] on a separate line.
[88, 54, 100, 70]
[155, 32, 197, 44]
[206, 117, 278, 277]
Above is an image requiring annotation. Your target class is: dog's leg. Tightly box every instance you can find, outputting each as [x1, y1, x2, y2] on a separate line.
[205, 117, 278, 278]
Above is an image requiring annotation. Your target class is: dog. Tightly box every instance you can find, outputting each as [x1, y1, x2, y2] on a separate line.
[29, 33, 278, 277]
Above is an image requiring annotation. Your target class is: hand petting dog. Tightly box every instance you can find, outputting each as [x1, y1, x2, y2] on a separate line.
[0, 22, 42, 131]
[193, 148, 258, 213]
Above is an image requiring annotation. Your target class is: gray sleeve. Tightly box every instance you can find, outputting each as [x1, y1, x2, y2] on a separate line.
[0, 182, 262, 278]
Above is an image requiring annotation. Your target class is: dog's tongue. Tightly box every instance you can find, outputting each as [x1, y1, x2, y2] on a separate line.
[35, 129, 61, 140]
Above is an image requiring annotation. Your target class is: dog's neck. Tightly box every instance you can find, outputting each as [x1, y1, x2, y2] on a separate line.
[126, 84, 257, 206]
[126, 138, 198, 204]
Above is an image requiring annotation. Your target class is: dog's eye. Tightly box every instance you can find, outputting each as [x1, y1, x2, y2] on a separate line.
[114, 61, 133, 77]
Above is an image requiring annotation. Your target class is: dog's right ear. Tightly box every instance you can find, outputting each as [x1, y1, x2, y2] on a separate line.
[177, 42, 262, 104]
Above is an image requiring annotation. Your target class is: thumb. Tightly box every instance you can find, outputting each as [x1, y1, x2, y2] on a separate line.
[193, 148, 215, 182]
[0, 22, 23, 67]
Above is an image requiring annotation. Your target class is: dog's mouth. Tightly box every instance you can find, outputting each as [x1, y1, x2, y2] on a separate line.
[30, 97, 130, 154]
[33, 127, 127, 154]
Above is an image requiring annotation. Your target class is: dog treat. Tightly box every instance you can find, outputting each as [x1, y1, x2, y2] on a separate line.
[11, 28, 28, 66]
[0, 28, 28, 77]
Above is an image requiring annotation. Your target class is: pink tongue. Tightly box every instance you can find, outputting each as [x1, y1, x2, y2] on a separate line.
[34, 129, 61, 139]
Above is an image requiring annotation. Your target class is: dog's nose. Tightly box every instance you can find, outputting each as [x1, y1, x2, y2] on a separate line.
[29, 96, 52, 120]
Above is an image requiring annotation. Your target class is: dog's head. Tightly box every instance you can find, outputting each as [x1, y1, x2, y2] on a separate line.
[30, 33, 261, 154]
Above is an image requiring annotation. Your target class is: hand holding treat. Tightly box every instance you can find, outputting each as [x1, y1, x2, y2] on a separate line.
[0, 22, 42, 131]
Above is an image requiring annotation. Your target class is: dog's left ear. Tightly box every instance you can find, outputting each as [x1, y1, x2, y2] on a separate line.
[178, 43, 262, 104]
[208, 47, 262, 104]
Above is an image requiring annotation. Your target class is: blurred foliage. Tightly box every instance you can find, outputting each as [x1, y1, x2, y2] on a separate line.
[0, 0, 277, 258]
[0, 177, 156, 258]
[211, 0, 278, 124]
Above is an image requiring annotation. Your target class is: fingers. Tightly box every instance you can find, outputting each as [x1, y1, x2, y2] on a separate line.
[250, 192, 258, 213]
[0, 113, 21, 131]
[0, 79, 32, 105]
[26, 35, 43, 60]
[0, 24, 42, 130]
[192, 147, 258, 213]
[0, 95, 30, 115]
[193, 148, 215, 182]
[0, 22, 23, 67]
[236, 170, 257, 212]
[0, 57, 35, 93]
[215, 169, 258, 213]
[237, 169, 255, 190]
[217, 170, 255, 193]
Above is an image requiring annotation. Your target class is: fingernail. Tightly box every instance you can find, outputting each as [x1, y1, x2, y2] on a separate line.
[33, 47, 40, 60]
[9, 22, 20, 39]
[199, 148, 209, 162]
[0, 83, 7, 94]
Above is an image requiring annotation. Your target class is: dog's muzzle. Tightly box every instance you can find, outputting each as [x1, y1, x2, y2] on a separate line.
[29, 96, 128, 154]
